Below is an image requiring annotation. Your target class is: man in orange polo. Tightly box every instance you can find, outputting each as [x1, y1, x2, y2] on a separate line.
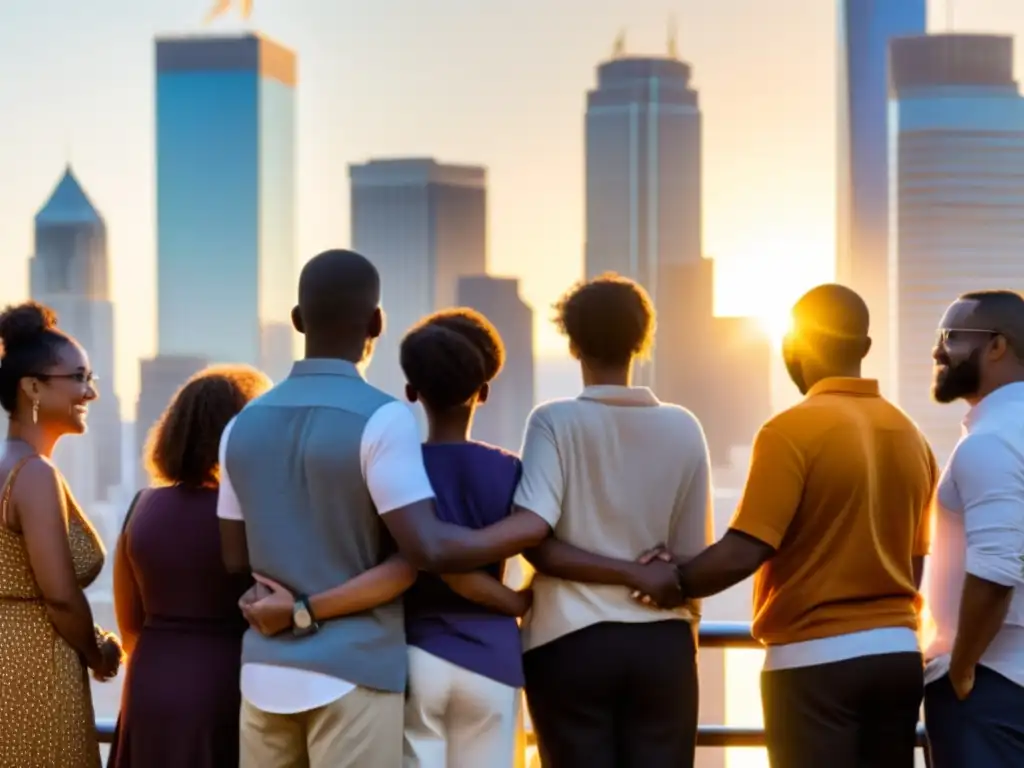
[670, 284, 937, 767]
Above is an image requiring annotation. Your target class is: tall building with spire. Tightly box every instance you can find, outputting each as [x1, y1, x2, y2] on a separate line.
[583, 36, 769, 467]
[29, 166, 122, 502]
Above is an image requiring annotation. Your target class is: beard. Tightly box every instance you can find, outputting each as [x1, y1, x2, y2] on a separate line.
[783, 348, 808, 395]
[933, 348, 981, 403]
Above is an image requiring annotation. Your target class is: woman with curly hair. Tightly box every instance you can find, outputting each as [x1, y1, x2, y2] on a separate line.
[108, 365, 271, 768]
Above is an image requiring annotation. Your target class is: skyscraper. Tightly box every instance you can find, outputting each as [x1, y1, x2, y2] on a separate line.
[457, 276, 535, 451]
[837, 0, 927, 392]
[890, 34, 1024, 461]
[585, 48, 701, 292]
[584, 43, 769, 465]
[155, 33, 296, 380]
[30, 166, 121, 502]
[350, 158, 488, 399]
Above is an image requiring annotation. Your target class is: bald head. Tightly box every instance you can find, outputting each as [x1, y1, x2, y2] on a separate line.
[293, 249, 381, 345]
[789, 283, 871, 367]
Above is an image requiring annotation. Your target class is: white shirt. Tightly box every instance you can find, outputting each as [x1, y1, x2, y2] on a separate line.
[514, 387, 715, 652]
[922, 382, 1024, 688]
[217, 400, 435, 714]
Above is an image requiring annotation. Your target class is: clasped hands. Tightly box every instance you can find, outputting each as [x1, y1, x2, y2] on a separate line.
[628, 544, 686, 610]
[239, 574, 294, 637]
[90, 629, 124, 682]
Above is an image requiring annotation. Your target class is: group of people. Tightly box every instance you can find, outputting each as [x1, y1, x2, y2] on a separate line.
[0, 247, 1020, 768]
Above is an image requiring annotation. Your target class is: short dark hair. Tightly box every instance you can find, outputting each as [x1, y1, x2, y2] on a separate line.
[959, 289, 1024, 356]
[0, 302, 74, 415]
[554, 273, 655, 366]
[791, 283, 870, 365]
[400, 309, 505, 410]
[144, 365, 271, 488]
[296, 249, 380, 334]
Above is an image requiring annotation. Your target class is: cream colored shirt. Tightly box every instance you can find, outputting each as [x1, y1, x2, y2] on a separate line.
[515, 385, 714, 651]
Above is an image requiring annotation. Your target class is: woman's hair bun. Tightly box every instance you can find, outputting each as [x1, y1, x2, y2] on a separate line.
[0, 302, 59, 352]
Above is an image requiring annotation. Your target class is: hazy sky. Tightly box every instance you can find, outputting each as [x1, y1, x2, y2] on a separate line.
[0, 0, 1020, 413]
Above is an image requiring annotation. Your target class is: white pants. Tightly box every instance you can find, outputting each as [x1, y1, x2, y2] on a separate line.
[403, 646, 521, 768]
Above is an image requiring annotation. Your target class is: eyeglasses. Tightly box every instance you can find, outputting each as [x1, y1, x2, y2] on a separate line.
[31, 371, 99, 386]
[935, 328, 999, 347]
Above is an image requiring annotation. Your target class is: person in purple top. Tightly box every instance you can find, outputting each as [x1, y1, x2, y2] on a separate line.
[244, 307, 532, 768]
[398, 308, 532, 768]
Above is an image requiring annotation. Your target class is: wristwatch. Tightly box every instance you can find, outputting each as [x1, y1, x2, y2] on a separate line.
[292, 595, 319, 637]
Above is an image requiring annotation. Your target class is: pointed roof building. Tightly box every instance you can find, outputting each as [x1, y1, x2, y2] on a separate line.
[35, 165, 104, 227]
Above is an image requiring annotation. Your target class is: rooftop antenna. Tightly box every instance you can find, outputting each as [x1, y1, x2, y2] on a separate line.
[205, 0, 253, 24]
[668, 14, 678, 58]
[612, 28, 626, 58]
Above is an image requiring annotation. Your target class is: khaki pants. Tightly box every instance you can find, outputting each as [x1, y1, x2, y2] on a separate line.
[240, 686, 404, 768]
[404, 646, 520, 768]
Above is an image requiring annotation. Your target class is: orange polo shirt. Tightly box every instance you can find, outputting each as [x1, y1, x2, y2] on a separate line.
[730, 377, 937, 646]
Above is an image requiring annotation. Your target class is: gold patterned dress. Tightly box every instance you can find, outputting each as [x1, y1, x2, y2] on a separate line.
[0, 459, 105, 768]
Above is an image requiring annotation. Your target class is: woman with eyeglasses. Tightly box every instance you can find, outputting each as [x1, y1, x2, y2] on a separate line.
[0, 301, 120, 768]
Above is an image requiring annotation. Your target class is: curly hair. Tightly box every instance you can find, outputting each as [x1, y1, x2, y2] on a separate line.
[400, 308, 505, 410]
[144, 364, 272, 488]
[554, 272, 656, 366]
[0, 302, 74, 415]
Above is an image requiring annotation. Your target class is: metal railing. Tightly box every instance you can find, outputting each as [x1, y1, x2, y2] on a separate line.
[93, 621, 927, 749]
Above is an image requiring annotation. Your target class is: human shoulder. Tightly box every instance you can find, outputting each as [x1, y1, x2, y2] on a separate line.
[951, 429, 1019, 479]
[653, 402, 706, 436]
[362, 400, 418, 448]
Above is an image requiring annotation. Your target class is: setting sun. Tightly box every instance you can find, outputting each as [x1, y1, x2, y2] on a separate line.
[755, 309, 792, 348]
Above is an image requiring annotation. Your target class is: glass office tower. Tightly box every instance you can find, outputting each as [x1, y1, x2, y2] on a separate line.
[155, 33, 296, 373]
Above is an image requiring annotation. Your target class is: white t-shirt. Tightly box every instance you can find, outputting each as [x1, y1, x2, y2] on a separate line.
[923, 382, 1024, 689]
[514, 385, 715, 652]
[217, 400, 435, 714]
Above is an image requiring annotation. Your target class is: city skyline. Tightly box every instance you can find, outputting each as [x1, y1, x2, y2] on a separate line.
[2, 0, 1021, 420]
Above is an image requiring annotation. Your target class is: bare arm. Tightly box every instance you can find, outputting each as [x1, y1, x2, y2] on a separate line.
[218, 519, 249, 575]
[949, 574, 1013, 681]
[382, 501, 551, 572]
[441, 571, 532, 617]
[216, 418, 249, 574]
[14, 459, 103, 670]
[243, 555, 418, 636]
[112, 520, 144, 655]
[309, 555, 416, 619]
[676, 529, 775, 599]
[524, 535, 645, 589]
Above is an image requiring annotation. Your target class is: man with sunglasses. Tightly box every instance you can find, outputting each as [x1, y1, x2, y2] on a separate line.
[923, 290, 1024, 767]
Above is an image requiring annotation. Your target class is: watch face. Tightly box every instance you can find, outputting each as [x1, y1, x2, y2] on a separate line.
[294, 607, 312, 630]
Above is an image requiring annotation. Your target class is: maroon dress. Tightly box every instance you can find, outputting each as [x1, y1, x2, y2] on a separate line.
[107, 486, 249, 768]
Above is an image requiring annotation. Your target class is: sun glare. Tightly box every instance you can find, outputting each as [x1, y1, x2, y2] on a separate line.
[755, 309, 792, 348]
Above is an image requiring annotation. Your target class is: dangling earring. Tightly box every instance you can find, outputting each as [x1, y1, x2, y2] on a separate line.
[31, 400, 39, 425]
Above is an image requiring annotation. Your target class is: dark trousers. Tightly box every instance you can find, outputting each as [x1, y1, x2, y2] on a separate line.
[925, 665, 1024, 767]
[761, 651, 923, 768]
[523, 620, 697, 768]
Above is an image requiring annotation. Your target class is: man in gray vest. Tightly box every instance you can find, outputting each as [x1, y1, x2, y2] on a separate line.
[217, 249, 584, 767]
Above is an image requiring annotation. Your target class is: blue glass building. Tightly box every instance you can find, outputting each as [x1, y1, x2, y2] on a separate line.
[155, 34, 296, 376]
[837, 0, 926, 391]
[890, 34, 1024, 460]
